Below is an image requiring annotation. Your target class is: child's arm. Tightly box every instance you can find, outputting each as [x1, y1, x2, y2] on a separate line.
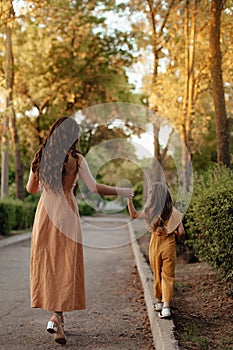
[127, 198, 146, 220]
[175, 222, 185, 242]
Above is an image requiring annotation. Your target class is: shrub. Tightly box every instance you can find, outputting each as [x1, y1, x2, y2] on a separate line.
[185, 165, 233, 284]
[13, 201, 37, 230]
[0, 195, 95, 236]
[78, 200, 95, 216]
[0, 199, 37, 235]
[133, 182, 143, 210]
[0, 200, 16, 235]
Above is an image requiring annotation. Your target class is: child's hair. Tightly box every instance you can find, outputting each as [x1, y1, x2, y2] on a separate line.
[144, 182, 173, 233]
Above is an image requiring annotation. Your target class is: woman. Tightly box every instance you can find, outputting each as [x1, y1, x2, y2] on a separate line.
[26, 116, 134, 344]
[127, 182, 185, 319]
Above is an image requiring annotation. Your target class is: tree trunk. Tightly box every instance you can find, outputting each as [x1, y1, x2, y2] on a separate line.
[181, 0, 198, 192]
[150, 123, 166, 183]
[209, 0, 231, 166]
[1, 24, 12, 199]
[181, 126, 189, 193]
[1, 118, 9, 199]
[10, 109, 25, 200]
[1, 3, 25, 200]
[146, 0, 176, 189]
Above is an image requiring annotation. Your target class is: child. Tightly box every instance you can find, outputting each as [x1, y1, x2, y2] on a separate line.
[127, 182, 185, 318]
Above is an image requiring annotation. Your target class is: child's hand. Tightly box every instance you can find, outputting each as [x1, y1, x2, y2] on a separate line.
[127, 196, 145, 220]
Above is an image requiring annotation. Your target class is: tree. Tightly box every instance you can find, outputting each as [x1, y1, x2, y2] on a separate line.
[10, 108, 25, 199]
[127, 0, 179, 188]
[1, 0, 25, 199]
[12, 0, 136, 148]
[145, 0, 177, 185]
[180, 0, 199, 192]
[209, 0, 231, 166]
[140, 0, 227, 186]
[1, 2, 12, 199]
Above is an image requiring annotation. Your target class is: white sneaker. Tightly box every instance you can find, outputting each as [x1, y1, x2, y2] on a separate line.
[153, 302, 163, 312]
[159, 307, 171, 319]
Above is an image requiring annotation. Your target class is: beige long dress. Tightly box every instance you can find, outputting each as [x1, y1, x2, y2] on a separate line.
[27, 152, 87, 312]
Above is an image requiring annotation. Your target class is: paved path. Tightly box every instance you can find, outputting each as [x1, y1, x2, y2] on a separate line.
[0, 216, 154, 350]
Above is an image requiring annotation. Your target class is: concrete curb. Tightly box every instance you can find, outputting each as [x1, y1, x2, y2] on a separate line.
[128, 221, 179, 350]
[0, 232, 31, 248]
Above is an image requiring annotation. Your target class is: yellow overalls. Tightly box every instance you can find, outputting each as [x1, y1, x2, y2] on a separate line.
[149, 207, 183, 303]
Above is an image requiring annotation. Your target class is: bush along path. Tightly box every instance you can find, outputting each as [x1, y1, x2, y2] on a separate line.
[0, 197, 94, 237]
[137, 233, 233, 349]
[185, 165, 233, 287]
[173, 255, 233, 350]
[171, 165, 233, 349]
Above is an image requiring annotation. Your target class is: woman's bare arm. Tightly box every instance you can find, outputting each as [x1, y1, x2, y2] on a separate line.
[78, 155, 134, 198]
[26, 169, 39, 194]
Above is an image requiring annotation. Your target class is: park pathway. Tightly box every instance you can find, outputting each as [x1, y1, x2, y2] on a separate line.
[0, 215, 154, 350]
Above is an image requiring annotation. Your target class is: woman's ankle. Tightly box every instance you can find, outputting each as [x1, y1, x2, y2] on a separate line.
[55, 311, 63, 317]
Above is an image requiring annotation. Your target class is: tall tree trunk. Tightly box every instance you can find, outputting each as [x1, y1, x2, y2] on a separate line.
[181, 0, 189, 192]
[181, 0, 197, 192]
[1, 25, 12, 199]
[209, 0, 231, 166]
[1, 118, 9, 198]
[1, 3, 25, 199]
[146, 0, 176, 188]
[10, 109, 25, 200]
[150, 123, 166, 183]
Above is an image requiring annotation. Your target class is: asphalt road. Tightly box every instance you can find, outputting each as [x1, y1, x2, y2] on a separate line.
[0, 216, 154, 350]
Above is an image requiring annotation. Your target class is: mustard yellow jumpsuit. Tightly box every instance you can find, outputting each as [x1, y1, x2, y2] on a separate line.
[149, 207, 183, 303]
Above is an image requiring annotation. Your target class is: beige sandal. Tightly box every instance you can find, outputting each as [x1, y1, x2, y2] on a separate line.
[47, 313, 66, 345]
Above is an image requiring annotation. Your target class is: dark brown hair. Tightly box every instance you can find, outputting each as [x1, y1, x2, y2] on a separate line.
[144, 182, 173, 232]
[31, 116, 80, 191]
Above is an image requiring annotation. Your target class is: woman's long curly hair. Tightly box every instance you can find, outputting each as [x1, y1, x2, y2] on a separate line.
[144, 182, 173, 233]
[31, 116, 80, 192]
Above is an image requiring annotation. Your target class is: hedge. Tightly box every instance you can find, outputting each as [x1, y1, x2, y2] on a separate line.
[0, 197, 94, 235]
[78, 200, 95, 216]
[0, 199, 37, 235]
[185, 165, 233, 285]
[0, 200, 16, 235]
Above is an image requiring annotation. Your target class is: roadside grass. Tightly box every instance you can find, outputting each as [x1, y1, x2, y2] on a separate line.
[181, 320, 208, 350]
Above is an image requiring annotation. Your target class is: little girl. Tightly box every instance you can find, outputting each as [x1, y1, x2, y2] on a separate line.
[127, 182, 185, 318]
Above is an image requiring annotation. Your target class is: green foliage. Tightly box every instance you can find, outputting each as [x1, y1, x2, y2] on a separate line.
[0, 196, 95, 236]
[78, 200, 95, 216]
[192, 113, 217, 172]
[12, 0, 136, 119]
[13, 201, 37, 230]
[133, 182, 143, 210]
[6, 0, 143, 173]
[0, 200, 16, 235]
[0, 199, 37, 235]
[186, 165, 233, 284]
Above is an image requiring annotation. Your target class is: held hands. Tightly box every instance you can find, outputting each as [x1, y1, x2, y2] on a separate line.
[117, 187, 134, 199]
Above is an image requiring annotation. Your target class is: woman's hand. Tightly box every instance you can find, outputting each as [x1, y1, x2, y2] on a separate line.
[117, 187, 134, 199]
